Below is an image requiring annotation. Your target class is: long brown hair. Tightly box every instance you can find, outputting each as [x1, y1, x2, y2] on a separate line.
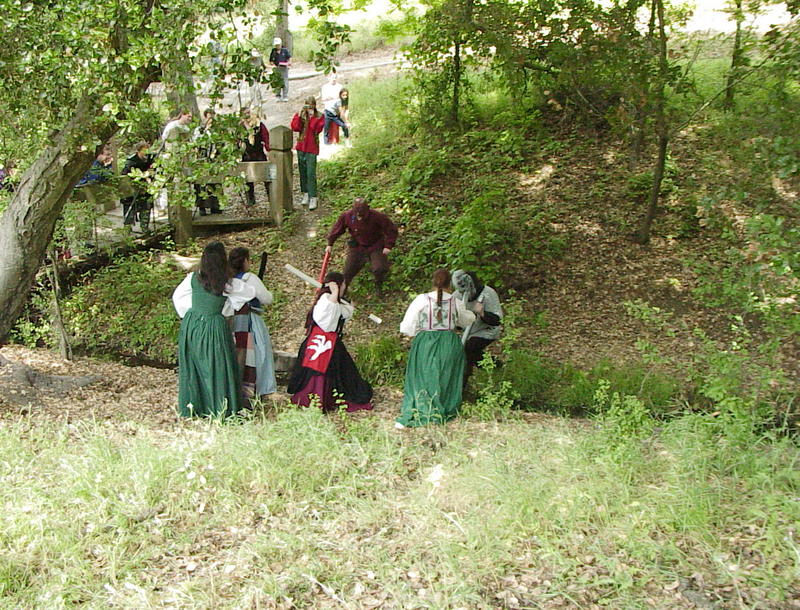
[198, 241, 230, 295]
[307, 271, 345, 328]
[299, 96, 320, 139]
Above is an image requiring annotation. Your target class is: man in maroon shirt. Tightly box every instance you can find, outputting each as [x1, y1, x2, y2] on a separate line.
[326, 197, 399, 297]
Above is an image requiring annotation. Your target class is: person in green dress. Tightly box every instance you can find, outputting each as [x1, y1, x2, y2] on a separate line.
[172, 241, 256, 418]
[395, 268, 476, 429]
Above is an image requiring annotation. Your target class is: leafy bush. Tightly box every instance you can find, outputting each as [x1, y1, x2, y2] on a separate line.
[473, 351, 679, 416]
[352, 335, 407, 387]
[461, 352, 518, 421]
[593, 379, 654, 443]
[61, 252, 184, 363]
[9, 289, 53, 348]
[626, 156, 678, 201]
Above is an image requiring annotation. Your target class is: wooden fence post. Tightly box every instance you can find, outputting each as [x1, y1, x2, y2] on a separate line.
[269, 125, 294, 225]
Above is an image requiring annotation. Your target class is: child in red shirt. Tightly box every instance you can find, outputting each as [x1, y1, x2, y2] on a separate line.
[290, 97, 325, 210]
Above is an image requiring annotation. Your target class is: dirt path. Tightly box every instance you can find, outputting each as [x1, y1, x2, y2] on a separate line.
[225, 48, 402, 135]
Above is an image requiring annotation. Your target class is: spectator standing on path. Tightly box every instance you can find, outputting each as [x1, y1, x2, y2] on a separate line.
[326, 197, 398, 298]
[323, 87, 350, 146]
[121, 141, 154, 231]
[290, 97, 324, 210]
[193, 109, 221, 215]
[248, 49, 266, 111]
[326, 88, 351, 145]
[239, 108, 271, 208]
[161, 110, 193, 152]
[269, 37, 291, 102]
[76, 145, 113, 186]
[320, 74, 344, 144]
[0, 161, 17, 192]
[156, 110, 193, 211]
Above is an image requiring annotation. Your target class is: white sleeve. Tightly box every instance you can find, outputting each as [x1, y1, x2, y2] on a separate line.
[340, 300, 354, 321]
[172, 273, 194, 318]
[399, 294, 426, 337]
[455, 295, 477, 328]
[161, 121, 173, 141]
[244, 273, 273, 307]
[222, 278, 256, 317]
[313, 293, 346, 332]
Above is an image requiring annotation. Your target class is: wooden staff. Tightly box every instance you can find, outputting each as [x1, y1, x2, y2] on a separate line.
[316, 248, 331, 292]
[284, 263, 382, 324]
[257, 251, 268, 280]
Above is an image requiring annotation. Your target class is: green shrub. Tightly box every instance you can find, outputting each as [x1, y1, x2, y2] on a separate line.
[473, 351, 679, 416]
[593, 379, 654, 443]
[462, 352, 518, 421]
[61, 252, 184, 363]
[9, 289, 53, 348]
[352, 335, 407, 387]
[480, 349, 557, 409]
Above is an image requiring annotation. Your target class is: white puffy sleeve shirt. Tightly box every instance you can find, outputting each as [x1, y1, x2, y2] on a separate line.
[399, 291, 475, 337]
[171, 272, 256, 319]
[312, 293, 354, 332]
[240, 272, 273, 308]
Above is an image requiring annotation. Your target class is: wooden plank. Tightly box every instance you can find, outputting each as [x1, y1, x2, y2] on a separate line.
[192, 215, 273, 227]
[198, 161, 277, 184]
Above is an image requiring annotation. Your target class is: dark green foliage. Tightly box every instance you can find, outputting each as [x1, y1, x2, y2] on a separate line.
[61, 253, 183, 363]
[352, 335, 407, 387]
[474, 351, 680, 416]
[626, 157, 678, 201]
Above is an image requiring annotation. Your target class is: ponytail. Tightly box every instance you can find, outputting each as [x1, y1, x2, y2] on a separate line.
[432, 267, 449, 325]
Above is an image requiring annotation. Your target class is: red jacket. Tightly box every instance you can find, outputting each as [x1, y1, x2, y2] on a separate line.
[328, 208, 399, 253]
[291, 113, 325, 155]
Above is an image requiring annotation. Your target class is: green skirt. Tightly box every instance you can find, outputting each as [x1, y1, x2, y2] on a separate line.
[397, 330, 465, 427]
[178, 310, 242, 418]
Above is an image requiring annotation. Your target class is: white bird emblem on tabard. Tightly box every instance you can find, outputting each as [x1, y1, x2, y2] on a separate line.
[308, 334, 333, 360]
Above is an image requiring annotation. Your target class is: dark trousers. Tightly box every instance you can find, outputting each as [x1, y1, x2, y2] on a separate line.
[245, 182, 270, 206]
[324, 110, 349, 144]
[195, 184, 220, 214]
[464, 336, 495, 386]
[343, 247, 390, 291]
[122, 194, 153, 230]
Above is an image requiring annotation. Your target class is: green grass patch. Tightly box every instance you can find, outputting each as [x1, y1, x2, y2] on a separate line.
[352, 334, 407, 388]
[474, 350, 681, 416]
[0, 408, 797, 606]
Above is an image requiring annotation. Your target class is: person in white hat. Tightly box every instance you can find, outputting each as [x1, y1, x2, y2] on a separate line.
[269, 37, 292, 102]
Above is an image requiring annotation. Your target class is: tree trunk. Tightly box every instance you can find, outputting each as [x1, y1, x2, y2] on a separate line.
[630, 0, 658, 168]
[0, 102, 110, 344]
[723, 0, 744, 111]
[0, 71, 157, 343]
[450, 38, 462, 128]
[635, 0, 669, 245]
[45, 251, 72, 360]
[275, 0, 292, 52]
